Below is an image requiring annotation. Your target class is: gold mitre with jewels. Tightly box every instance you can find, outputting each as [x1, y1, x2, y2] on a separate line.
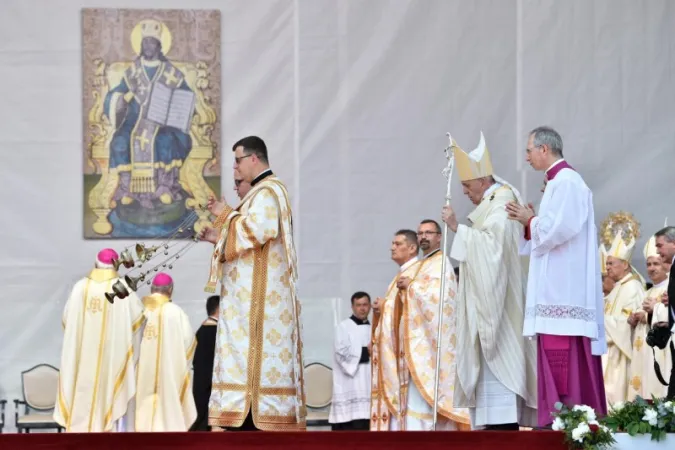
[140, 19, 163, 40]
[600, 211, 640, 262]
[454, 131, 494, 181]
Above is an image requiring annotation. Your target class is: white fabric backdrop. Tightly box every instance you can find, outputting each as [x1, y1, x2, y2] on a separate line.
[1, 0, 674, 432]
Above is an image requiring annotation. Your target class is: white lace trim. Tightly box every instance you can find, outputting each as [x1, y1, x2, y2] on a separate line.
[525, 304, 596, 322]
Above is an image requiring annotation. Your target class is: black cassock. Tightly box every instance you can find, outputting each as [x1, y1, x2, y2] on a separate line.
[189, 319, 217, 431]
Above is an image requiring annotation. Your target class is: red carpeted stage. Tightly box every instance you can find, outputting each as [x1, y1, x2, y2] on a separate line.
[0, 431, 568, 449]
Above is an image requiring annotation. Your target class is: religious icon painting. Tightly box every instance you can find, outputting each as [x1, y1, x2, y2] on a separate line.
[82, 8, 221, 239]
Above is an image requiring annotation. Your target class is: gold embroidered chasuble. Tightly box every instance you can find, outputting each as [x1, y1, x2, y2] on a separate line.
[628, 281, 669, 400]
[602, 273, 644, 406]
[135, 293, 197, 431]
[207, 175, 306, 431]
[370, 253, 470, 431]
[54, 269, 145, 432]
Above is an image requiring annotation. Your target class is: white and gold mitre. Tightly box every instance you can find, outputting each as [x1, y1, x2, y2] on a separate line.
[643, 235, 658, 260]
[599, 244, 608, 274]
[454, 131, 494, 181]
[643, 218, 668, 260]
[140, 19, 163, 40]
[600, 211, 640, 262]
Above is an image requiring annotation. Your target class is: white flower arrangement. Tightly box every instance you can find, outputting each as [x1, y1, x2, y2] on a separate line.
[551, 403, 615, 450]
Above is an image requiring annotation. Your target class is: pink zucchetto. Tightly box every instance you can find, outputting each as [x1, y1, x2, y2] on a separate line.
[152, 272, 173, 286]
[96, 248, 119, 267]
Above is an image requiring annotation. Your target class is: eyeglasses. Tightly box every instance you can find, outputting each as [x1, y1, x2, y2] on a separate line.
[234, 154, 253, 164]
[417, 231, 440, 237]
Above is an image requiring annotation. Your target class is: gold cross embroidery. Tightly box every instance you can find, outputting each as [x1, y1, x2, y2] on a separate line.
[143, 323, 159, 340]
[162, 67, 179, 85]
[136, 129, 151, 151]
[87, 297, 103, 314]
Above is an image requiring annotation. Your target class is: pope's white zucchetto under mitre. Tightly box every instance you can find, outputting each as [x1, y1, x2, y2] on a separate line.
[453, 131, 494, 182]
[451, 131, 524, 204]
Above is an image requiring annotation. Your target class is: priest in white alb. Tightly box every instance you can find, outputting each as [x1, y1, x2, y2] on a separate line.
[506, 126, 607, 427]
[370, 227, 470, 431]
[135, 273, 197, 432]
[55, 249, 145, 432]
[628, 231, 670, 400]
[200, 136, 305, 431]
[329, 291, 372, 430]
[441, 133, 537, 430]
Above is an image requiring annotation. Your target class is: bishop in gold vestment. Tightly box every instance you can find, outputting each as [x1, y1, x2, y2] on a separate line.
[603, 229, 645, 406]
[628, 234, 670, 400]
[201, 137, 305, 431]
[371, 229, 469, 431]
[135, 273, 197, 432]
[55, 249, 145, 432]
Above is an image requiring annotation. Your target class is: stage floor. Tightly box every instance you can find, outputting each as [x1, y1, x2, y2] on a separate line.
[0, 430, 568, 449]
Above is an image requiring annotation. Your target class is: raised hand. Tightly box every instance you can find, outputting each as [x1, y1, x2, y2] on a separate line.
[506, 201, 534, 225]
[207, 195, 227, 217]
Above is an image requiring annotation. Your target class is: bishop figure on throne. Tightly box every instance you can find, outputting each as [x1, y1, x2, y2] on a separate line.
[103, 19, 195, 211]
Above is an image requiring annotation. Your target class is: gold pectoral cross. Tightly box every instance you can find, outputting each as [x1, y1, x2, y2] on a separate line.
[87, 297, 104, 314]
[162, 67, 179, 86]
[136, 130, 151, 152]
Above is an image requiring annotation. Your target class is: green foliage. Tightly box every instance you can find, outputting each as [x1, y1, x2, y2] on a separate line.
[604, 396, 675, 442]
[553, 397, 675, 450]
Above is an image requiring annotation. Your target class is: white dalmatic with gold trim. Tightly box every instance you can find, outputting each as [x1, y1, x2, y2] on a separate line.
[135, 293, 197, 432]
[371, 253, 470, 431]
[206, 173, 306, 431]
[628, 235, 670, 400]
[54, 269, 145, 432]
[603, 272, 644, 406]
[629, 279, 669, 400]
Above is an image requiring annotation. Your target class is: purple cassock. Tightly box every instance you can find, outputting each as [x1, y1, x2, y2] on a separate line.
[525, 160, 608, 427]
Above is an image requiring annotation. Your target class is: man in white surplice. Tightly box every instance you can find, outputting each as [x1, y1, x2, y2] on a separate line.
[329, 292, 372, 430]
[442, 132, 537, 430]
